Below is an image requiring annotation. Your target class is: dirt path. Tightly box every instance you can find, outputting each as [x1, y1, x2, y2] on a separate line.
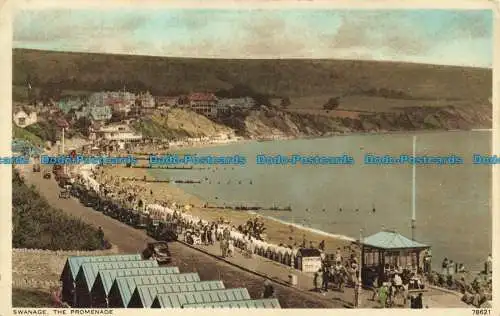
[21, 167, 343, 308]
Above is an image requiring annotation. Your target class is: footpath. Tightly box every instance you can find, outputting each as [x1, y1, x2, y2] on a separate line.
[179, 236, 468, 308]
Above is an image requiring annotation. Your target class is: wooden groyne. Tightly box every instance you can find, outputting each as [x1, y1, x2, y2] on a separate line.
[122, 176, 202, 184]
[202, 205, 292, 212]
[130, 165, 205, 170]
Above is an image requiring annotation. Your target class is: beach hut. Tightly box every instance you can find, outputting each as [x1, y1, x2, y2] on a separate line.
[151, 288, 251, 308]
[90, 266, 180, 307]
[74, 260, 158, 307]
[107, 273, 201, 307]
[59, 254, 142, 306]
[359, 230, 430, 287]
[295, 248, 322, 273]
[128, 280, 225, 308]
[183, 298, 281, 308]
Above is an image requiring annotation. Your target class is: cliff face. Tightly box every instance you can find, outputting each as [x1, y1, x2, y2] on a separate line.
[220, 104, 492, 138]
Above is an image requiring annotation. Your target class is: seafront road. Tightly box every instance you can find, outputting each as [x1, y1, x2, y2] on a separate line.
[21, 166, 342, 308]
[20, 166, 467, 308]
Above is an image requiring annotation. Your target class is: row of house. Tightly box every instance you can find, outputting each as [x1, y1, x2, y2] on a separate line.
[174, 94, 256, 118]
[59, 91, 256, 121]
[56, 90, 156, 122]
[16, 90, 257, 129]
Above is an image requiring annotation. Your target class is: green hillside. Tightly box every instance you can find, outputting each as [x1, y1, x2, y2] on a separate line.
[13, 48, 491, 103]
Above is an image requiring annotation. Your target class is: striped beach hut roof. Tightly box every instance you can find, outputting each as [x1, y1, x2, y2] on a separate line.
[62, 254, 142, 280]
[183, 298, 281, 308]
[361, 230, 429, 250]
[113, 273, 200, 307]
[96, 266, 180, 295]
[152, 288, 251, 308]
[132, 280, 225, 308]
[78, 260, 158, 290]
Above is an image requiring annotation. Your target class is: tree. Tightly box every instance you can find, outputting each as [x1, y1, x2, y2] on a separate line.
[73, 117, 92, 136]
[323, 97, 340, 110]
[280, 97, 291, 108]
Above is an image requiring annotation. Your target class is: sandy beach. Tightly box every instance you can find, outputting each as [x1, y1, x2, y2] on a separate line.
[96, 160, 353, 254]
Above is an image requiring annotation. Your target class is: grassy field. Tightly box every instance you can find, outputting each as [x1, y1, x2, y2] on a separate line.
[13, 48, 491, 105]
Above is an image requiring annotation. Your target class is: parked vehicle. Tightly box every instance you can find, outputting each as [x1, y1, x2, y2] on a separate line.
[55, 171, 71, 187]
[128, 210, 149, 229]
[59, 188, 71, 199]
[147, 220, 178, 242]
[80, 190, 99, 208]
[70, 183, 85, 198]
[43, 170, 51, 179]
[142, 241, 172, 265]
[52, 164, 63, 174]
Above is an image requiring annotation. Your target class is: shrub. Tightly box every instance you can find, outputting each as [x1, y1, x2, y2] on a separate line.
[12, 170, 102, 251]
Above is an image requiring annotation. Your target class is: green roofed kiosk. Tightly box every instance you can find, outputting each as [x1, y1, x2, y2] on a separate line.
[358, 230, 430, 287]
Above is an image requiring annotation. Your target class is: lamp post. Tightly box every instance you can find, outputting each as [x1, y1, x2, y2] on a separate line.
[411, 135, 417, 240]
[355, 229, 363, 308]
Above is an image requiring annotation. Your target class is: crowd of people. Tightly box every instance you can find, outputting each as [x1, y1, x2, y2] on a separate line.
[78, 163, 493, 309]
[422, 256, 493, 308]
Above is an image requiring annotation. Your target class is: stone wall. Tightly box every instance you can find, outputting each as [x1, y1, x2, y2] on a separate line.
[12, 246, 119, 291]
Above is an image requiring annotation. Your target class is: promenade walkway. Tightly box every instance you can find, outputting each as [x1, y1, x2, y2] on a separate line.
[181, 236, 468, 308]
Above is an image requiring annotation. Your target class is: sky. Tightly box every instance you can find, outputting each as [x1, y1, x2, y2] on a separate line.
[13, 9, 493, 68]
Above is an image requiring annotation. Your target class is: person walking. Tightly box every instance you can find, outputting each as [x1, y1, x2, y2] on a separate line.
[97, 227, 105, 248]
[313, 269, 320, 292]
[211, 229, 216, 245]
[378, 283, 388, 308]
[485, 254, 492, 274]
[220, 237, 226, 257]
[319, 240, 325, 251]
[448, 260, 455, 276]
[262, 280, 275, 298]
[442, 258, 449, 276]
[228, 239, 235, 257]
[335, 248, 343, 264]
[322, 266, 330, 292]
[414, 293, 423, 308]
[371, 276, 379, 301]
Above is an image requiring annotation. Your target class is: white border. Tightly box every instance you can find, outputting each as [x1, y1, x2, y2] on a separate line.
[0, 1, 498, 316]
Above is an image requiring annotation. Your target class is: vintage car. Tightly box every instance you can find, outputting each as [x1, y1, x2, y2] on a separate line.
[80, 190, 99, 208]
[55, 173, 71, 188]
[59, 188, 71, 199]
[70, 183, 85, 198]
[128, 210, 149, 229]
[146, 220, 178, 242]
[142, 241, 172, 265]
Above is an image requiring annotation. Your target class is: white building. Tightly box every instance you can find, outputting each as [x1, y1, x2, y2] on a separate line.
[13, 109, 38, 128]
[139, 91, 155, 108]
[188, 93, 218, 118]
[89, 124, 143, 142]
[216, 97, 256, 115]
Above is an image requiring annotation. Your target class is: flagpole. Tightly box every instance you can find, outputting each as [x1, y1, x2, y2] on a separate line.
[411, 135, 416, 241]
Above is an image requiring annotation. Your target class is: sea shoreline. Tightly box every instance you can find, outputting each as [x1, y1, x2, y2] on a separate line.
[93, 127, 491, 248]
[95, 164, 355, 254]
